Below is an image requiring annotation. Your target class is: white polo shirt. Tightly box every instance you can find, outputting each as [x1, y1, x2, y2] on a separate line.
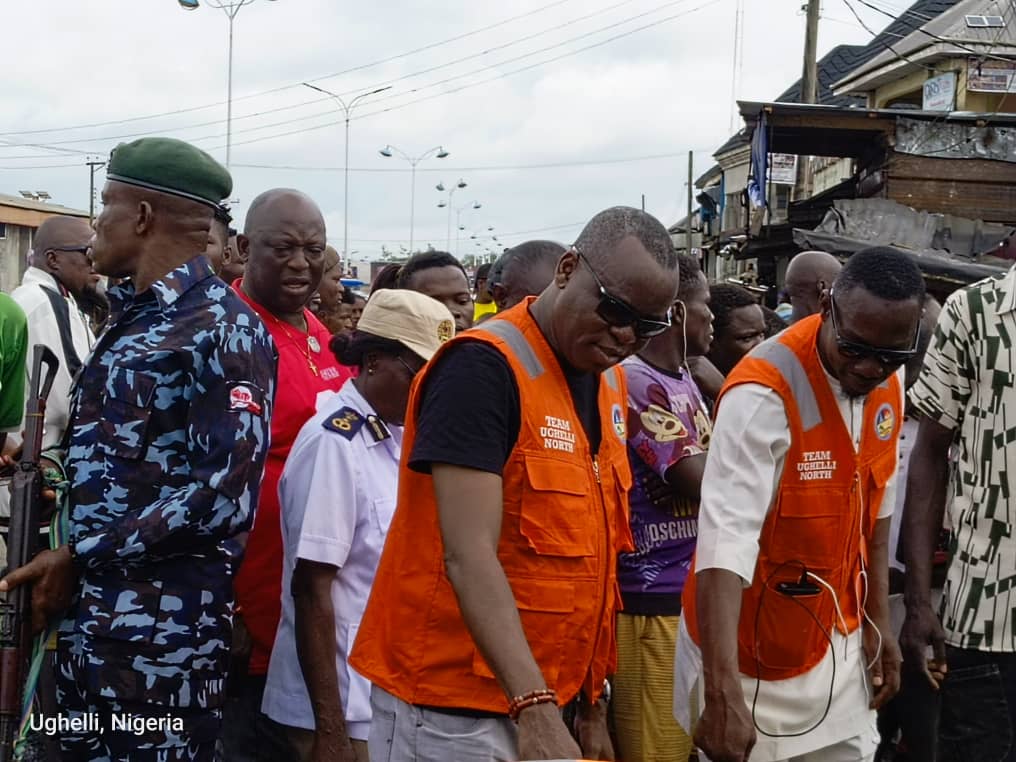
[262, 381, 402, 740]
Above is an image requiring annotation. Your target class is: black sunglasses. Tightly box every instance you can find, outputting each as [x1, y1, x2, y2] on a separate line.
[49, 245, 91, 256]
[573, 247, 672, 339]
[829, 289, 919, 367]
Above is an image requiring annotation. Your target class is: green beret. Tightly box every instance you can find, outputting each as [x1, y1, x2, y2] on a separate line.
[107, 137, 232, 209]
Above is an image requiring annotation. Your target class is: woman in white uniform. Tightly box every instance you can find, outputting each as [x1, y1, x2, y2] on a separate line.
[262, 289, 457, 761]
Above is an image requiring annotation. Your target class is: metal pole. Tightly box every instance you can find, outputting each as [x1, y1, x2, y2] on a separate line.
[456, 209, 461, 258]
[801, 0, 820, 105]
[225, 11, 235, 169]
[686, 150, 693, 257]
[343, 115, 351, 258]
[409, 162, 417, 253]
[446, 192, 453, 252]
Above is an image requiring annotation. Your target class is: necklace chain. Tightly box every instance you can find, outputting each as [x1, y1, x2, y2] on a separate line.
[265, 310, 319, 376]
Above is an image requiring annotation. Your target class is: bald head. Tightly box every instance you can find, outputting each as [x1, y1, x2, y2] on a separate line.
[31, 216, 93, 268]
[239, 188, 327, 320]
[30, 215, 98, 300]
[785, 250, 842, 323]
[574, 206, 677, 270]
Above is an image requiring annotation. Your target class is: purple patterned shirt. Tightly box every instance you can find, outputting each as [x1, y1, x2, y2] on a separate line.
[618, 356, 711, 614]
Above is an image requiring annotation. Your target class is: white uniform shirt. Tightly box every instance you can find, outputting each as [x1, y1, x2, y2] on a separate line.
[674, 367, 903, 761]
[10, 267, 94, 449]
[262, 382, 402, 740]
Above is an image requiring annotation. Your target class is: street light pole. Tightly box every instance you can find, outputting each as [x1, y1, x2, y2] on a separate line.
[435, 179, 467, 252]
[179, 0, 278, 170]
[379, 145, 449, 252]
[452, 201, 481, 258]
[303, 83, 391, 259]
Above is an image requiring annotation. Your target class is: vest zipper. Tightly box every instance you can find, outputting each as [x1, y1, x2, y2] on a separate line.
[592, 457, 601, 484]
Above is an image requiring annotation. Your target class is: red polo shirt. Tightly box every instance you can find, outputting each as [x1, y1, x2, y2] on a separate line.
[233, 282, 352, 675]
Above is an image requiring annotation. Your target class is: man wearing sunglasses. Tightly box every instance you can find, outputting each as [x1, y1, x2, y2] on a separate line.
[676, 247, 925, 762]
[351, 207, 679, 761]
[10, 215, 100, 452]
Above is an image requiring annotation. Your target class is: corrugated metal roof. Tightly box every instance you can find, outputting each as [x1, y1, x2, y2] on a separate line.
[0, 193, 88, 218]
[835, 0, 1015, 90]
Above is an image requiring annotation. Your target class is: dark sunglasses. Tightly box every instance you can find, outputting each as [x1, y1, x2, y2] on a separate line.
[49, 245, 91, 257]
[829, 289, 919, 367]
[573, 247, 672, 339]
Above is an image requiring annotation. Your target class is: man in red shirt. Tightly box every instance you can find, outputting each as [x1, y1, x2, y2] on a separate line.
[223, 188, 351, 759]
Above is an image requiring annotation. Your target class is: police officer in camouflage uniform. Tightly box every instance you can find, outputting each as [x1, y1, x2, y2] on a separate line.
[0, 137, 277, 761]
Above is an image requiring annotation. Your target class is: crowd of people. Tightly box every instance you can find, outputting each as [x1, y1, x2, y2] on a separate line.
[0, 135, 1009, 762]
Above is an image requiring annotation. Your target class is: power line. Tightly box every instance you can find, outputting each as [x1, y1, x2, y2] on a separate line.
[0, 0, 580, 138]
[230, 151, 715, 173]
[33, 0, 702, 151]
[840, 0, 938, 72]
[219, 0, 722, 152]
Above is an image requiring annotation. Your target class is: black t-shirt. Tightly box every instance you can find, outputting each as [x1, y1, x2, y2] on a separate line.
[410, 341, 602, 475]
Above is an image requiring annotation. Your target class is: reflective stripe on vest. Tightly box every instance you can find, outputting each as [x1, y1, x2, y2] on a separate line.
[474, 320, 545, 379]
[752, 339, 823, 432]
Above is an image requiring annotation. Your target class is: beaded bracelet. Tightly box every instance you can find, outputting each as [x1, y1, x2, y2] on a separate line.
[508, 688, 558, 721]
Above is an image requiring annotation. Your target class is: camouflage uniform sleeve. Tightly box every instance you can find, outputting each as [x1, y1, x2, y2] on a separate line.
[71, 322, 277, 569]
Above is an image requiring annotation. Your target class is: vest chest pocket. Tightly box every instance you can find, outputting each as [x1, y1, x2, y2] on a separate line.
[98, 366, 157, 459]
[519, 456, 596, 557]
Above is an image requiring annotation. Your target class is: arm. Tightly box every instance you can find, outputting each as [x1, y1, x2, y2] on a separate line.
[294, 559, 356, 761]
[693, 568, 756, 762]
[664, 455, 706, 501]
[687, 355, 724, 400]
[72, 324, 277, 570]
[434, 464, 581, 760]
[865, 516, 901, 709]
[900, 417, 953, 688]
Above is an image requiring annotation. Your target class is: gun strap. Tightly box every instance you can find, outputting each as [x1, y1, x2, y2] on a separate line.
[41, 286, 82, 380]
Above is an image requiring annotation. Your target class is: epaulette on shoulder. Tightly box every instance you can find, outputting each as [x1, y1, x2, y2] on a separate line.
[322, 407, 365, 440]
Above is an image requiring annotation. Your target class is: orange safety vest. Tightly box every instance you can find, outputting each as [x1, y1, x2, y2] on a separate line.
[350, 298, 634, 712]
[682, 314, 900, 681]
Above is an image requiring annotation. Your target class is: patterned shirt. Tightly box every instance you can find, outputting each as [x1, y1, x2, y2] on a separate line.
[909, 266, 1016, 652]
[617, 356, 711, 614]
[59, 256, 277, 708]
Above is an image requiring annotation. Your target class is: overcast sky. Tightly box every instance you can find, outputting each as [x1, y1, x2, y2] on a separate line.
[1, 0, 900, 263]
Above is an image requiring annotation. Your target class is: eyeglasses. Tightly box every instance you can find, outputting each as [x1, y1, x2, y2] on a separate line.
[829, 289, 920, 367]
[573, 247, 672, 339]
[396, 355, 423, 378]
[49, 245, 91, 256]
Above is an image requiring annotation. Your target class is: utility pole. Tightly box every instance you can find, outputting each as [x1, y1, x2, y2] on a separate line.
[798, 0, 821, 199]
[686, 151, 693, 259]
[86, 159, 106, 224]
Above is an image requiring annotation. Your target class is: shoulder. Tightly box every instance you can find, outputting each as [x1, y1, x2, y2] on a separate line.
[0, 294, 27, 328]
[430, 339, 513, 377]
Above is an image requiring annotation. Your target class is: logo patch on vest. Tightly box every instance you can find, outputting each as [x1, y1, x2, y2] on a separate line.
[612, 404, 626, 441]
[540, 415, 576, 453]
[874, 403, 895, 441]
[797, 450, 837, 482]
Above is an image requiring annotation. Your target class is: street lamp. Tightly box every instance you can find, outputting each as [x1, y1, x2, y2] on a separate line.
[302, 83, 391, 260]
[179, 0, 279, 170]
[378, 145, 449, 252]
[438, 200, 481, 258]
[435, 179, 467, 252]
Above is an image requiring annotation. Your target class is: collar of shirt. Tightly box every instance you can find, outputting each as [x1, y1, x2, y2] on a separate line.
[107, 255, 215, 321]
[997, 265, 1016, 315]
[22, 266, 67, 296]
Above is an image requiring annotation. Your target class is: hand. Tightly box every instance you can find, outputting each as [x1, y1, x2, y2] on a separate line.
[576, 698, 614, 760]
[694, 685, 756, 762]
[309, 735, 360, 762]
[0, 546, 77, 633]
[516, 702, 582, 761]
[900, 601, 948, 690]
[864, 620, 901, 710]
[231, 611, 253, 660]
[641, 470, 673, 510]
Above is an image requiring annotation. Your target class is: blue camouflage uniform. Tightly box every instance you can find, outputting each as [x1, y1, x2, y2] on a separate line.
[55, 256, 276, 761]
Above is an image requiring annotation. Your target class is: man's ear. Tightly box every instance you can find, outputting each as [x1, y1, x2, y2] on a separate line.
[554, 248, 578, 288]
[45, 249, 60, 272]
[236, 235, 251, 264]
[135, 201, 154, 235]
[818, 286, 832, 318]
